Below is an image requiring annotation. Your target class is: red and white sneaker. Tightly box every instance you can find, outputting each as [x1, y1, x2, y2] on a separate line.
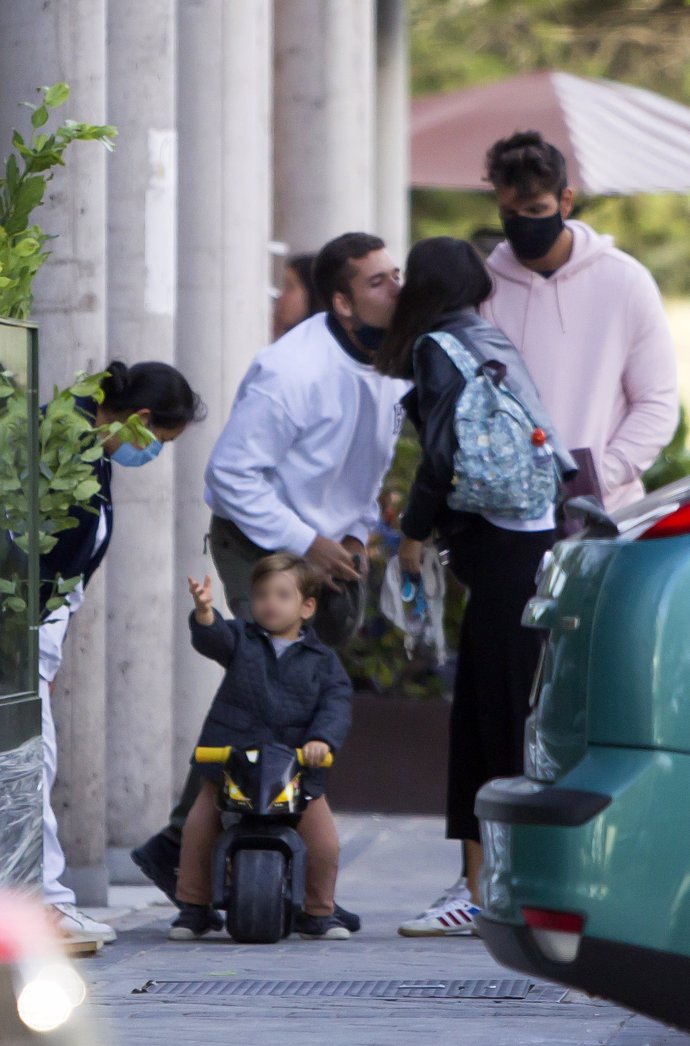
[398, 897, 481, 937]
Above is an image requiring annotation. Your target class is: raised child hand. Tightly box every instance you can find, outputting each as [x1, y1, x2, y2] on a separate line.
[188, 574, 214, 624]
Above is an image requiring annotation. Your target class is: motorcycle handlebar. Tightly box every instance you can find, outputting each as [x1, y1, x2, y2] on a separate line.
[194, 745, 333, 768]
[296, 748, 334, 769]
[195, 746, 232, 763]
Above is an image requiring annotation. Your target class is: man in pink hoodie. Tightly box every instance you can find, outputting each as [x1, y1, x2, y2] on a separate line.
[397, 131, 680, 939]
[481, 130, 678, 512]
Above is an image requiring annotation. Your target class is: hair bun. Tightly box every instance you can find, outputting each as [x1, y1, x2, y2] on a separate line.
[102, 360, 129, 400]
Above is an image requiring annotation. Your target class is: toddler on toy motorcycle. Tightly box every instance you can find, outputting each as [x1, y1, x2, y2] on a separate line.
[169, 552, 355, 941]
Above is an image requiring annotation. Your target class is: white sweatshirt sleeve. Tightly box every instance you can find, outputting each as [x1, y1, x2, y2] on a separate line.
[346, 499, 381, 548]
[600, 268, 679, 494]
[204, 387, 317, 555]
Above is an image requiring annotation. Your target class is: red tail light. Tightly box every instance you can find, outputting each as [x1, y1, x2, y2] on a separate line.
[522, 907, 584, 933]
[639, 503, 690, 540]
[522, 906, 585, 963]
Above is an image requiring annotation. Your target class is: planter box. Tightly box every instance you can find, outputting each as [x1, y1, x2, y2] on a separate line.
[328, 693, 450, 815]
[0, 318, 42, 888]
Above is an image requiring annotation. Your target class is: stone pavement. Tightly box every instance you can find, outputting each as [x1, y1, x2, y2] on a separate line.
[77, 815, 690, 1046]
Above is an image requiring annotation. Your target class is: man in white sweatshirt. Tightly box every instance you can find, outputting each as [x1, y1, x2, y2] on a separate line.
[133, 233, 408, 920]
[481, 130, 678, 513]
[204, 231, 408, 617]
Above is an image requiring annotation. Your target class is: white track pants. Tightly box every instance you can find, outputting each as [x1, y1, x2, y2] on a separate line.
[39, 604, 76, 905]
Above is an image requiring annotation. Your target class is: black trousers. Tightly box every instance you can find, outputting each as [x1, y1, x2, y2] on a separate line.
[445, 517, 555, 843]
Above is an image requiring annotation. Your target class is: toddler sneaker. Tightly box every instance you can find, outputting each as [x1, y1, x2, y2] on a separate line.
[297, 914, 351, 940]
[333, 903, 361, 933]
[50, 902, 117, 943]
[168, 904, 224, 940]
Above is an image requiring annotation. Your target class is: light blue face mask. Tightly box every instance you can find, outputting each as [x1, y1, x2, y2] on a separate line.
[111, 437, 163, 468]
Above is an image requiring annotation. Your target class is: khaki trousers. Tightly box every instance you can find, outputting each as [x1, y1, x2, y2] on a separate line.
[176, 780, 340, 917]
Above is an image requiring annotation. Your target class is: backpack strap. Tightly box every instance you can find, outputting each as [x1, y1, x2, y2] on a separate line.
[418, 330, 479, 384]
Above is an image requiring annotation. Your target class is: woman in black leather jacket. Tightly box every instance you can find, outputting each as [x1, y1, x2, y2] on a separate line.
[376, 237, 559, 936]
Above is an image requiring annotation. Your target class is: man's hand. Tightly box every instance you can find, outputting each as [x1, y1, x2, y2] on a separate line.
[188, 574, 214, 626]
[398, 535, 423, 576]
[341, 535, 369, 579]
[301, 740, 331, 768]
[306, 535, 360, 588]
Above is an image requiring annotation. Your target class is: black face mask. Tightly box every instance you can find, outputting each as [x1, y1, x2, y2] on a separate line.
[502, 211, 565, 261]
[355, 324, 387, 352]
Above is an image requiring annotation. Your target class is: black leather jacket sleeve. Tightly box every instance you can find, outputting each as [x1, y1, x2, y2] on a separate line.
[400, 338, 465, 541]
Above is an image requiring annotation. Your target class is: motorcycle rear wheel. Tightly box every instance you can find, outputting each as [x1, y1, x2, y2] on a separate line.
[227, 848, 286, 943]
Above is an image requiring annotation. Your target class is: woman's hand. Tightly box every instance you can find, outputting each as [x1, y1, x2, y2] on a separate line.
[188, 574, 214, 626]
[398, 535, 424, 576]
[302, 740, 331, 767]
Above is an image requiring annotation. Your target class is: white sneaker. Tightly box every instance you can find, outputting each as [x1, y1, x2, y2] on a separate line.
[398, 896, 481, 937]
[428, 876, 472, 910]
[50, 902, 117, 943]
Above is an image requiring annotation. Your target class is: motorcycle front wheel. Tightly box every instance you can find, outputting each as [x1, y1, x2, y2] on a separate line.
[227, 848, 286, 943]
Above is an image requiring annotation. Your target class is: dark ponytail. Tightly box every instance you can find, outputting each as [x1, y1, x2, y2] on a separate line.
[100, 361, 206, 428]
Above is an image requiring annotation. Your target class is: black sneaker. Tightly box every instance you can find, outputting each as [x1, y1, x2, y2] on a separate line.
[334, 903, 361, 933]
[168, 904, 224, 940]
[131, 833, 181, 906]
[296, 913, 350, 940]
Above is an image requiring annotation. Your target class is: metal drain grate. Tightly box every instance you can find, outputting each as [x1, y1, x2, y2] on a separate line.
[132, 977, 559, 1000]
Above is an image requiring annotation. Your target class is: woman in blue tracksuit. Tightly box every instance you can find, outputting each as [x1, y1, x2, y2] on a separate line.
[40, 360, 204, 942]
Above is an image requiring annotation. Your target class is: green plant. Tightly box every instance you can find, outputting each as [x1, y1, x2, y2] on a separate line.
[643, 407, 690, 492]
[0, 82, 122, 618]
[0, 82, 116, 319]
[0, 368, 150, 614]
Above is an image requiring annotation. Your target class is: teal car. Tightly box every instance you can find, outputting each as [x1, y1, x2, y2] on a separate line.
[475, 478, 690, 1031]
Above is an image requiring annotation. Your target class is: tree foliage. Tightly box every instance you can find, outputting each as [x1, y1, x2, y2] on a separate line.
[410, 0, 690, 99]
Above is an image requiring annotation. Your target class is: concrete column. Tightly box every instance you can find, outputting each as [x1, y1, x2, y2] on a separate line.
[174, 0, 273, 786]
[104, 0, 178, 854]
[376, 0, 409, 263]
[273, 0, 376, 252]
[0, 0, 110, 903]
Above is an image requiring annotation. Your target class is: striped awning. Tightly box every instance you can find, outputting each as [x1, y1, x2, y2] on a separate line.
[411, 71, 690, 195]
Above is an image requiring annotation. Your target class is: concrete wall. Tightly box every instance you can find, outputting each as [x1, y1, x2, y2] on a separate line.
[0, 0, 408, 903]
[273, 0, 377, 253]
[173, 0, 273, 792]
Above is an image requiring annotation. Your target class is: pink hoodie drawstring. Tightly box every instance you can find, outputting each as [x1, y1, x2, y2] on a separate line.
[519, 274, 535, 351]
[555, 278, 566, 333]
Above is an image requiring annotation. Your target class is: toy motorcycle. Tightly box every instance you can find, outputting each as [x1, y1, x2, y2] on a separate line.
[195, 742, 332, 944]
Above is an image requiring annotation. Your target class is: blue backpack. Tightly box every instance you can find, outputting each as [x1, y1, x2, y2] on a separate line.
[425, 330, 559, 520]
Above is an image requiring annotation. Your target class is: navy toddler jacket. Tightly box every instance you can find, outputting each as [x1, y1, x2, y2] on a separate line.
[190, 611, 353, 797]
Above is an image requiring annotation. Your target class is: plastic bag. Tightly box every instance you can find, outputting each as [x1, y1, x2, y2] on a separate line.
[379, 548, 447, 666]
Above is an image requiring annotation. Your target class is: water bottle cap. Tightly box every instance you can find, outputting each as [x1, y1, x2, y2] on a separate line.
[531, 427, 547, 446]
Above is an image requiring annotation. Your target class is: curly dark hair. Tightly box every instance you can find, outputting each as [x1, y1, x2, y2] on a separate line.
[485, 130, 567, 199]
